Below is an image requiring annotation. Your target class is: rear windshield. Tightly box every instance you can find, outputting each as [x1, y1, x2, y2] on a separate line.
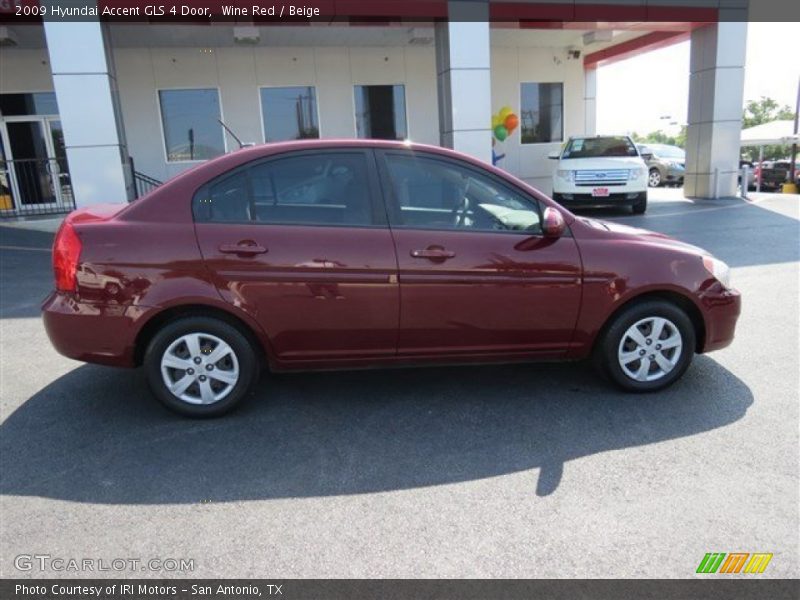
[562, 136, 638, 159]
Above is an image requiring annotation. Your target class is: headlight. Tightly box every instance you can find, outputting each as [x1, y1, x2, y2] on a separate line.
[702, 256, 731, 289]
[629, 168, 646, 180]
[667, 161, 684, 169]
[556, 170, 574, 182]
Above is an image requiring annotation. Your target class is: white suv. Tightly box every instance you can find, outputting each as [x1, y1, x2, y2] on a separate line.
[549, 135, 649, 214]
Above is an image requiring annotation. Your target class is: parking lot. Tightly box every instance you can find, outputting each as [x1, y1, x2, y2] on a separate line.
[1, 189, 798, 579]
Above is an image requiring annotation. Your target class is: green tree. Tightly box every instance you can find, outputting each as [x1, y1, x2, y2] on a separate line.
[631, 127, 686, 149]
[741, 96, 795, 161]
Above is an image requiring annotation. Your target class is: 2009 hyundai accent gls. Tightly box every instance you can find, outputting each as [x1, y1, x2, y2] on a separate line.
[43, 140, 741, 417]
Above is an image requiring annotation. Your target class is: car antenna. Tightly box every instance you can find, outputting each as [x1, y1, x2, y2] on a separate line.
[217, 118, 252, 149]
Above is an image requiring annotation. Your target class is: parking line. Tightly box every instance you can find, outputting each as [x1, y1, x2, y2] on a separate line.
[0, 245, 51, 252]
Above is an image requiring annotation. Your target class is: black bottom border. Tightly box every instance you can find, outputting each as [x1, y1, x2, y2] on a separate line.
[2, 579, 799, 600]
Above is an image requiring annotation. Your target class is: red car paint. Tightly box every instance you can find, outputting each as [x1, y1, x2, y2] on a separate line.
[42, 140, 741, 372]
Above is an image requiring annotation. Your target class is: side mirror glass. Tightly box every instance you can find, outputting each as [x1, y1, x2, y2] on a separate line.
[547, 151, 561, 160]
[542, 207, 566, 238]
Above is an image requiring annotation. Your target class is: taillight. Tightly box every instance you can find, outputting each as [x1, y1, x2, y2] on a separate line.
[52, 222, 82, 292]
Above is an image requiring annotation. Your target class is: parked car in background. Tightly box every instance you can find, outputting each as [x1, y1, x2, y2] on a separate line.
[739, 159, 755, 190]
[754, 160, 799, 191]
[637, 144, 686, 188]
[549, 135, 649, 214]
[43, 140, 740, 416]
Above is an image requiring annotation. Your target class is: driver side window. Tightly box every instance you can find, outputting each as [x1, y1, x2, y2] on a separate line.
[383, 153, 542, 234]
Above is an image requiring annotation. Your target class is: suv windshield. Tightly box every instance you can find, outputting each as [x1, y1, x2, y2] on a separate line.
[562, 136, 638, 159]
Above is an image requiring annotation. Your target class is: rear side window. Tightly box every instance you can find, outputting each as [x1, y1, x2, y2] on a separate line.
[193, 152, 373, 226]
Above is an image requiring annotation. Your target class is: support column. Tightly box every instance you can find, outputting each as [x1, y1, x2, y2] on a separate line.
[584, 66, 597, 136]
[435, 1, 492, 164]
[684, 22, 747, 199]
[44, 14, 132, 207]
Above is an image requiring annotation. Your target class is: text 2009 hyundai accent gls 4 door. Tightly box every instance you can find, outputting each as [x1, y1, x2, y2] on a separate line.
[43, 140, 741, 417]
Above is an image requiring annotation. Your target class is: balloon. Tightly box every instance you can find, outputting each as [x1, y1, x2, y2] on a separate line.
[493, 124, 508, 141]
[499, 106, 513, 119]
[491, 114, 502, 128]
[504, 113, 519, 132]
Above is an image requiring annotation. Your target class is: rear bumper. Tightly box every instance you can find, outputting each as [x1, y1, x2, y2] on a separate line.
[553, 191, 646, 209]
[42, 292, 142, 367]
[698, 285, 742, 353]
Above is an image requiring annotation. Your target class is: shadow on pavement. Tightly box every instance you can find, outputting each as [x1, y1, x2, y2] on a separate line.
[576, 195, 799, 269]
[0, 356, 752, 503]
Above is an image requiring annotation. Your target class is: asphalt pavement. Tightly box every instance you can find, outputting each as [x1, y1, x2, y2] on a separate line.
[0, 189, 797, 578]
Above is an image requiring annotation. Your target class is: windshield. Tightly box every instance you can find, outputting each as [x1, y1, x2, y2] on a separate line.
[562, 136, 637, 159]
[650, 144, 685, 159]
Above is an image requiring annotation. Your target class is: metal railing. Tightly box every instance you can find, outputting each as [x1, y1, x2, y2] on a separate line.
[0, 158, 75, 218]
[133, 169, 163, 199]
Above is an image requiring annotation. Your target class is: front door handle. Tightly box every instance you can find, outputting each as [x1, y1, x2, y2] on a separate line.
[219, 242, 268, 256]
[410, 247, 456, 260]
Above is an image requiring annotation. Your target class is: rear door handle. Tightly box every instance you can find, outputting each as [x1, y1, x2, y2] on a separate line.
[410, 248, 456, 260]
[218, 242, 268, 256]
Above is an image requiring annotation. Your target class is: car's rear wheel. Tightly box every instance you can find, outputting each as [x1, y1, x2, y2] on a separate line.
[144, 316, 259, 417]
[596, 300, 695, 392]
[648, 168, 662, 188]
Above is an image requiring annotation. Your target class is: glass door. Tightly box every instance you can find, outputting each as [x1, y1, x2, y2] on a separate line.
[0, 116, 67, 213]
[0, 135, 12, 212]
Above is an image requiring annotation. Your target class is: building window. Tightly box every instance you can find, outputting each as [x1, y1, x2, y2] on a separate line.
[520, 82, 564, 145]
[354, 85, 407, 140]
[260, 86, 319, 142]
[158, 88, 224, 162]
[0, 93, 59, 116]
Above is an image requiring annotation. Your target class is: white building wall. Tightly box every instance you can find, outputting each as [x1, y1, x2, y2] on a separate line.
[1, 41, 585, 197]
[0, 48, 54, 94]
[490, 44, 585, 195]
[112, 45, 440, 182]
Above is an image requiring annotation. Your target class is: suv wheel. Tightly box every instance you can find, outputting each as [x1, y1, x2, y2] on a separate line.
[632, 195, 647, 214]
[596, 300, 695, 392]
[648, 168, 662, 188]
[144, 316, 259, 417]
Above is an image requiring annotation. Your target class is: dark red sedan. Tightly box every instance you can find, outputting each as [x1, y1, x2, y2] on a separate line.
[43, 140, 741, 416]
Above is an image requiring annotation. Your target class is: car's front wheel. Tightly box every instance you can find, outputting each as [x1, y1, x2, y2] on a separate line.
[632, 195, 647, 214]
[648, 168, 662, 188]
[596, 300, 696, 392]
[144, 316, 259, 417]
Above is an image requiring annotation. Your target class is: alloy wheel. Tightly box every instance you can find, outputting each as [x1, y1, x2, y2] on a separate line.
[648, 170, 661, 187]
[160, 332, 240, 405]
[617, 317, 683, 382]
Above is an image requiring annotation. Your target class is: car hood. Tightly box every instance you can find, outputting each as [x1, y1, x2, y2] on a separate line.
[559, 157, 645, 170]
[580, 217, 709, 255]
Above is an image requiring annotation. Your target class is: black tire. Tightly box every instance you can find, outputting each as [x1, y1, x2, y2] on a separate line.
[648, 168, 662, 188]
[632, 195, 647, 214]
[595, 300, 696, 392]
[144, 316, 259, 417]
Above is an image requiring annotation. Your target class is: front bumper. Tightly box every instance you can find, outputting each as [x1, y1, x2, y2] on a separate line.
[42, 292, 144, 367]
[698, 284, 742, 353]
[665, 165, 685, 183]
[553, 191, 646, 209]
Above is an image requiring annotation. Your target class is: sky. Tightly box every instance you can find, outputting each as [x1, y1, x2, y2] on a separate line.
[596, 22, 799, 136]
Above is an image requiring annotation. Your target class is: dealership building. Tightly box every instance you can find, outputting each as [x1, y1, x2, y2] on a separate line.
[0, 1, 749, 218]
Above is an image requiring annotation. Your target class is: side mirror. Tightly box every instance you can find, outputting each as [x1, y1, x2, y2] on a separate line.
[547, 151, 561, 160]
[641, 153, 653, 161]
[542, 207, 566, 238]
